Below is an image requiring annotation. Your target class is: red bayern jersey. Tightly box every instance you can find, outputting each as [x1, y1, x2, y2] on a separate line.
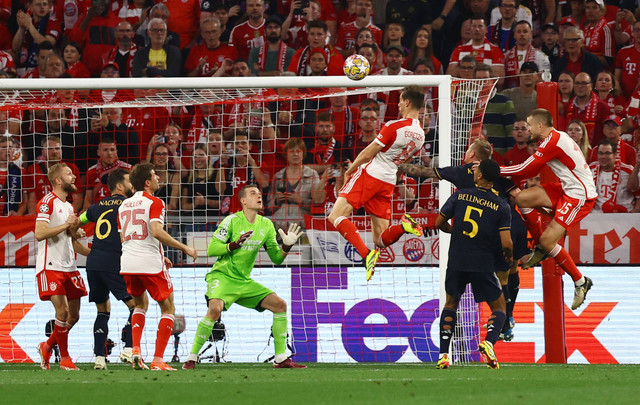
[583, 17, 614, 59]
[230, 19, 265, 61]
[449, 40, 505, 68]
[615, 44, 640, 99]
[160, 0, 200, 49]
[501, 129, 598, 200]
[184, 43, 238, 76]
[502, 145, 531, 166]
[86, 160, 132, 205]
[335, 22, 383, 53]
[588, 138, 637, 166]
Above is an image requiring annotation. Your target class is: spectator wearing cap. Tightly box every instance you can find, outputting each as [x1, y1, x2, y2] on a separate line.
[335, 0, 382, 59]
[185, 17, 237, 77]
[229, 0, 266, 61]
[474, 63, 516, 157]
[615, 20, 640, 99]
[248, 15, 295, 76]
[372, 44, 413, 121]
[567, 71, 611, 146]
[288, 20, 344, 76]
[503, 20, 550, 89]
[102, 20, 138, 78]
[68, 0, 120, 76]
[11, 0, 62, 76]
[487, 0, 518, 53]
[135, 3, 181, 49]
[583, 0, 614, 68]
[132, 18, 182, 77]
[588, 115, 637, 166]
[540, 23, 561, 66]
[446, 16, 505, 84]
[589, 139, 640, 213]
[552, 26, 604, 82]
[501, 61, 540, 121]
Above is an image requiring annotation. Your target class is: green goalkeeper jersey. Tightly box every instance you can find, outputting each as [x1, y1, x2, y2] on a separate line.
[207, 211, 284, 280]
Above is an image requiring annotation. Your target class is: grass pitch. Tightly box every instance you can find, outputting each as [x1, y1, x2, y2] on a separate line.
[1, 362, 638, 404]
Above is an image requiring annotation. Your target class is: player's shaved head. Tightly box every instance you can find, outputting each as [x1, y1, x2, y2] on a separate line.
[129, 162, 154, 191]
[528, 108, 553, 127]
[478, 159, 500, 183]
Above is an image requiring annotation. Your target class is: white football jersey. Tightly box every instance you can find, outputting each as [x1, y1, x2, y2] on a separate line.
[35, 192, 77, 274]
[118, 191, 166, 275]
[364, 118, 425, 185]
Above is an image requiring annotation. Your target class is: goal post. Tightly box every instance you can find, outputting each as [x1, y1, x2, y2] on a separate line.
[0, 75, 503, 364]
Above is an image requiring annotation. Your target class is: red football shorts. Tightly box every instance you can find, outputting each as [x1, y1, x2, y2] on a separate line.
[542, 182, 596, 230]
[123, 270, 173, 302]
[339, 167, 395, 220]
[37, 270, 88, 301]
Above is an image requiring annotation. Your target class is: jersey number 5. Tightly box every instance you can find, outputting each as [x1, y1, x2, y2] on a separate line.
[120, 208, 149, 241]
[463, 206, 483, 238]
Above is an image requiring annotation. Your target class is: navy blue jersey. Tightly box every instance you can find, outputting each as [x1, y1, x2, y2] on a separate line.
[82, 194, 126, 272]
[440, 186, 511, 273]
[434, 163, 516, 199]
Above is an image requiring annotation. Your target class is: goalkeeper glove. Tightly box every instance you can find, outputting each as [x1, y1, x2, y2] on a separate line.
[278, 223, 303, 253]
[227, 231, 253, 252]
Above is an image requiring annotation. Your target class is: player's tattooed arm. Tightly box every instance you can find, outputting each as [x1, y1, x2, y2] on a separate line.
[397, 163, 436, 179]
[503, 247, 514, 267]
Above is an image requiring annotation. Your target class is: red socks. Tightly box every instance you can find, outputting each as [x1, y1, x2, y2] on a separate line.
[335, 216, 370, 257]
[520, 208, 542, 244]
[378, 224, 404, 247]
[47, 319, 69, 357]
[154, 314, 175, 361]
[131, 308, 146, 350]
[550, 245, 583, 282]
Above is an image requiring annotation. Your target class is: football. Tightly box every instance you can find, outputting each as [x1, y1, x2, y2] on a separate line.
[343, 54, 371, 81]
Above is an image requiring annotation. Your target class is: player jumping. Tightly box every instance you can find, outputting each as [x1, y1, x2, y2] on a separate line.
[183, 184, 306, 369]
[501, 109, 596, 310]
[327, 85, 426, 281]
[435, 159, 513, 369]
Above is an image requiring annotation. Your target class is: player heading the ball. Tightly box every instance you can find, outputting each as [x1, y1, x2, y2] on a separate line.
[183, 184, 306, 369]
[327, 85, 426, 281]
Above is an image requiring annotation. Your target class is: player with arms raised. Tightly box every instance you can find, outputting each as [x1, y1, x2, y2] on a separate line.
[76, 169, 135, 370]
[327, 85, 426, 280]
[35, 163, 90, 371]
[183, 184, 305, 369]
[118, 163, 198, 371]
[435, 159, 513, 369]
[501, 108, 597, 310]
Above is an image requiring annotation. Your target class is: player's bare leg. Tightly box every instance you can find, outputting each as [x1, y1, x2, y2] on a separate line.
[479, 294, 507, 369]
[261, 293, 306, 369]
[131, 293, 150, 370]
[150, 294, 176, 371]
[436, 295, 460, 369]
[183, 298, 224, 370]
[328, 197, 379, 280]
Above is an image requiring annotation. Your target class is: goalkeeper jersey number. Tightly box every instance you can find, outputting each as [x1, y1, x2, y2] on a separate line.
[208, 211, 283, 280]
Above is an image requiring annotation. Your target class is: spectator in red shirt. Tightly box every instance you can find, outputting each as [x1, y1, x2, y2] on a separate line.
[25, 136, 84, 214]
[567, 71, 611, 146]
[103, 20, 138, 78]
[335, 0, 382, 58]
[614, 20, 640, 99]
[318, 89, 359, 143]
[83, 137, 132, 209]
[162, 0, 201, 50]
[11, 0, 61, 76]
[229, 0, 266, 61]
[582, 0, 614, 68]
[502, 121, 532, 166]
[185, 17, 238, 77]
[587, 115, 637, 166]
[63, 42, 90, 78]
[288, 20, 344, 76]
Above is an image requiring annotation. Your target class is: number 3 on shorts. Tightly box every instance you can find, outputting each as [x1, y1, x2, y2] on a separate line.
[208, 279, 220, 293]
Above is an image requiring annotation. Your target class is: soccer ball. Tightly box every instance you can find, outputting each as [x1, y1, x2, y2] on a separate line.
[343, 54, 371, 81]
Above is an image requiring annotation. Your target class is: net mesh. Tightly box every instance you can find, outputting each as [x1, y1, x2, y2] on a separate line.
[0, 77, 496, 364]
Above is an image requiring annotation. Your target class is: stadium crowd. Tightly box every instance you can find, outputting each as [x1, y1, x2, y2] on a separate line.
[2, 0, 640, 224]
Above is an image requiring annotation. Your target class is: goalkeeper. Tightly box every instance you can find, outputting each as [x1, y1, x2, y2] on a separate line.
[183, 184, 306, 369]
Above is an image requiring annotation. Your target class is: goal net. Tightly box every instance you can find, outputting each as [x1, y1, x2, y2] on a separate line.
[0, 75, 496, 364]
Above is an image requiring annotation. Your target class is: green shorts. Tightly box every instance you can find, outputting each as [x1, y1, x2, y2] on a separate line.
[205, 271, 273, 312]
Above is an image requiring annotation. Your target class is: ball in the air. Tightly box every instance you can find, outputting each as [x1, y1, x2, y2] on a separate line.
[343, 54, 371, 81]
